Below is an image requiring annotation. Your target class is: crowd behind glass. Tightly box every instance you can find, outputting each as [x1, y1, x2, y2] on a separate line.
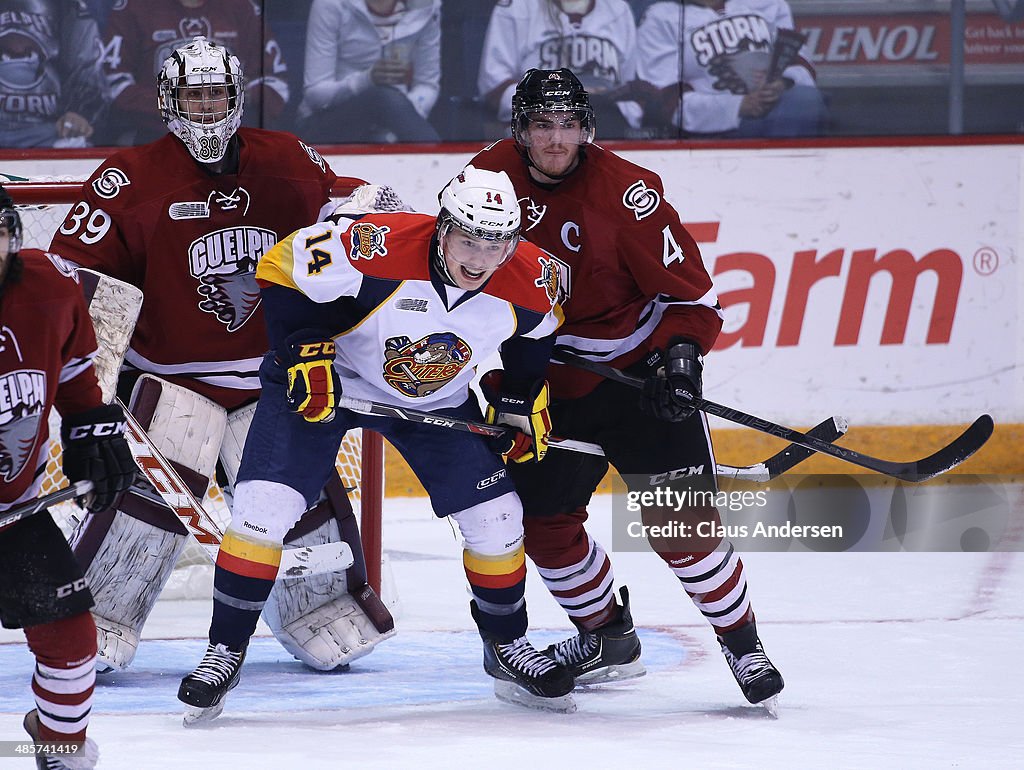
[0, 0, 1021, 150]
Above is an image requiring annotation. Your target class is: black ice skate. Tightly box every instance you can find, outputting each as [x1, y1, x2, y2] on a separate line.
[718, 622, 784, 714]
[23, 709, 99, 770]
[178, 642, 247, 726]
[543, 586, 645, 686]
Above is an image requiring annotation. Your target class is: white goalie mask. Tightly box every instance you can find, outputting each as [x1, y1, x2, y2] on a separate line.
[157, 36, 244, 163]
[433, 166, 522, 286]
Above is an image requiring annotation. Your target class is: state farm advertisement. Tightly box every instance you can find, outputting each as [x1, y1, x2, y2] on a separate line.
[620, 143, 1019, 427]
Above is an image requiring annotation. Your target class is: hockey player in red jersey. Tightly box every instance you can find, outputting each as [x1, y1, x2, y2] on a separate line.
[0, 188, 134, 769]
[469, 68, 785, 707]
[49, 36, 393, 677]
[178, 166, 576, 722]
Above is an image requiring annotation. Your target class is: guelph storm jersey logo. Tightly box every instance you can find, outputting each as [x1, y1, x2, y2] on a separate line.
[691, 15, 776, 94]
[0, 368, 46, 483]
[382, 333, 472, 398]
[188, 225, 278, 332]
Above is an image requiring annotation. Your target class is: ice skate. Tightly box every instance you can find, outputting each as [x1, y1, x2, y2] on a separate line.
[482, 634, 576, 713]
[23, 710, 99, 770]
[718, 622, 784, 712]
[543, 586, 645, 686]
[178, 642, 246, 726]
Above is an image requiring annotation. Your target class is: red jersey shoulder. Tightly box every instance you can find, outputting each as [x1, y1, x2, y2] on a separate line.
[12, 249, 84, 305]
[581, 146, 669, 223]
[339, 213, 434, 282]
[82, 134, 195, 211]
[237, 128, 339, 185]
[486, 240, 560, 313]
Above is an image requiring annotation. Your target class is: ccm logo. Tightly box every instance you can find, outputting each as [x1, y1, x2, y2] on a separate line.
[56, 577, 89, 598]
[477, 468, 507, 490]
[68, 422, 125, 440]
[424, 417, 455, 427]
[298, 341, 336, 357]
[649, 466, 705, 484]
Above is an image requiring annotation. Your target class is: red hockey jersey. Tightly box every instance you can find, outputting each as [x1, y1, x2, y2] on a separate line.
[0, 251, 102, 509]
[470, 139, 723, 399]
[50, 128, 352, 409]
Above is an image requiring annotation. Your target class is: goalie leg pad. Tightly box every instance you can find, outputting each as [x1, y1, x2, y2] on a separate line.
[261, 491, 395, 671]
[70, 492, 190, 671]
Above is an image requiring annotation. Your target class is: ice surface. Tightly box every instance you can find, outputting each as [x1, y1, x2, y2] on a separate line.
[2, 495, 1021, 769]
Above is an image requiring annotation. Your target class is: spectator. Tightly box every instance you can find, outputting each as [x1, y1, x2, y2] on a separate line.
[636, 0, 826, 137]
[0, 0, 108, 148]
[296, 0, 441, 144]
[100, 0, 290, 145]
[478, 0, 641, 139]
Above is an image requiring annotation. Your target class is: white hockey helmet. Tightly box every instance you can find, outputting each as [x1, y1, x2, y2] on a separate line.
[434, 166, 522, 283]
[157, 36, 244, 163]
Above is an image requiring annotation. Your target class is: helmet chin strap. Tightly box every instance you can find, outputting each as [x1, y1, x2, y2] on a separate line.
[430, 233, 459, 288]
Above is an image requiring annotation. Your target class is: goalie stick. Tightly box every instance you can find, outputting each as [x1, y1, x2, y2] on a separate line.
[116, 399, 354, 578]
[0, 481, 95, 530]
[553, 351, 993, 482]
[335, 395, 843, 481]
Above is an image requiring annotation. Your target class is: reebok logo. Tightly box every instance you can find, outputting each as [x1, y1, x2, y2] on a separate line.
[242, 521, 268, 535]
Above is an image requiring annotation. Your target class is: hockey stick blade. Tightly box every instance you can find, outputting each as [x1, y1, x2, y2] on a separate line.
[0, 481, 94, 530]
[118, 400, 353, 577]
[553, 351, 993, 482]
[718, 415, 849, 482]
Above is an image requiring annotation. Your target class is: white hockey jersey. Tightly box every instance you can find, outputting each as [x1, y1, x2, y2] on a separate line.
[478, 0, 640, 125]
[637, 0, 817, 133]
[257, 212, 562, 412]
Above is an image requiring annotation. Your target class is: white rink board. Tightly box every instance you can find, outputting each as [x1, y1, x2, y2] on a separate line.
[5, 142, 1020, 426]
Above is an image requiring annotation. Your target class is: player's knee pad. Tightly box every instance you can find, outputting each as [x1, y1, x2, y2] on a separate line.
[522, 507, 590, 564]
[261, 491, 396, 670]
[228, 480, 307, 542]
[449, 491, 524, 557]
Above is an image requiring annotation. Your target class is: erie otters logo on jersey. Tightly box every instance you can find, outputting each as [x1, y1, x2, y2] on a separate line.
[350, 222, 390, 261]
[382, 332, 472, 398]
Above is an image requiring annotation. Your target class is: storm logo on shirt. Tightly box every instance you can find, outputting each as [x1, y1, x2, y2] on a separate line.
[382, 333, 473, 398]
[0, 368, 45, 483]
[189, 226, 277, 332]
[350, 223, 390, 261]
[691, 15, 775, 94]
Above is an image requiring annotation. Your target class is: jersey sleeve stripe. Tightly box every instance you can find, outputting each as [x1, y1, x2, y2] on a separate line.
[256, 231, 300, 291]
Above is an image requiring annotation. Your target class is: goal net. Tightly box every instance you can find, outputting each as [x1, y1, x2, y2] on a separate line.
[8, 180, 385, 595]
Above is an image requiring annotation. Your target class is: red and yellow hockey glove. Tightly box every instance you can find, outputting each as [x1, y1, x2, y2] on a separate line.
[282, 332, 342, 423]
[480, 369, 552, 463]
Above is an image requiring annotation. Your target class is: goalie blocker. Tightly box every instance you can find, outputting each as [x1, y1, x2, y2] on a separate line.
[70, 271, 392, 672]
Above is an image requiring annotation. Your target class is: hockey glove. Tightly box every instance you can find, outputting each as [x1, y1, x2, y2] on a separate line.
[480, 369, 552, 464]
[282, 331, 342, 423]
[61, 403, 135, 512]
[640, 340, 704, 422]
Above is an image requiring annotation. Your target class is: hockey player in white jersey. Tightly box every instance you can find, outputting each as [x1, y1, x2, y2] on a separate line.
[636, 0, 826, 136]
[177, 167, 577, 722]
[478, 0, 642, 137]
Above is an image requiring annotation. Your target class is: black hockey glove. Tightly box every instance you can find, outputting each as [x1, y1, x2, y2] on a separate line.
[640, 340, 704, 422]
[281, 330, 343, 423]
[61, 403, 135, 512]
[480, 370, 552, 463]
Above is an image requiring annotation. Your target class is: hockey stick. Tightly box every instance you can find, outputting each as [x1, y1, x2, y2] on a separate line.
[335, 396, 843, 481]
[0, 481, 95, 530]
[553, 351, 993, 482]
[116, 399, 353, 578]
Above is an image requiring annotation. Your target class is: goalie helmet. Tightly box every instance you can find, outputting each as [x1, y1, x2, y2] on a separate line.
[433, 166, 521, 286]
[157, 36, 244, 163]
[511, 68, 595, 148]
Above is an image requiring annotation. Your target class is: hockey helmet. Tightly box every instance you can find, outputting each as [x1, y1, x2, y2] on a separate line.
[158, 36, 244, 163]
[434, 166, 521, 285]
[512, 68, 595, 147]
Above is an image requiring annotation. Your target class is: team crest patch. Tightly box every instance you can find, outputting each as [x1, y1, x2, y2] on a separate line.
[534, 254, 562, 304]
[622, 180, 661, 220]
[383, 333, 472, 398]
[350, 223, 390, 260]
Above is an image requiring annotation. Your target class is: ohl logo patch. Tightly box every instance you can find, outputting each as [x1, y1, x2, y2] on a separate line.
[350, 223, 390, 260]
[382, 332, 472, 398]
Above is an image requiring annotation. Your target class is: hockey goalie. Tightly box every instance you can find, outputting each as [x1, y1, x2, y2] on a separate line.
[45, 36, 396, 675]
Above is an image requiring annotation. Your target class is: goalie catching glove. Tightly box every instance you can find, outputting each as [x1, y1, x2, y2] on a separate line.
[60, 402, 135, 511]
[640, 339, 704, 422]
[480, 370, 552, 463]
[282, 331, 343, 423]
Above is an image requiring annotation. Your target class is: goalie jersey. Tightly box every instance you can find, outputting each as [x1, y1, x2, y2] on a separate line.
[257, 211, 563, 412]
[49, 129, 347, 410]
[0, 252, 102, 509]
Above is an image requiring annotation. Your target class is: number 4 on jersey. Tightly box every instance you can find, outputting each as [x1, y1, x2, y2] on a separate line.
[662, 225, 685, 267]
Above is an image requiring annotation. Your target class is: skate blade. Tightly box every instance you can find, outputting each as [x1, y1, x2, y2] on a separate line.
[493, 681, 577, 713]
[759, 695, 780, 718]
[575, 660, 647, 687]
[182, 701, 225, 727]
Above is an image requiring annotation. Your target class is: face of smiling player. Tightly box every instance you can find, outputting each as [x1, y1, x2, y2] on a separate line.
[440, 226, 516, 290]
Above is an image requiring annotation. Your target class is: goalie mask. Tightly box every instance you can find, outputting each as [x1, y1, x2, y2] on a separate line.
[0, 186, 22, 286]
[433, 166, 521, 289]
[158, 36, 244, 163]
[512, 68, 595, 148]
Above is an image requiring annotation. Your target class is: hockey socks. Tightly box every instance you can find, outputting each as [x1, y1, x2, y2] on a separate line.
[209, 529, 282, 650]
[660, 541, 753, 634]
[23, 612, 97, 742]
[462, 545, 528, 640]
